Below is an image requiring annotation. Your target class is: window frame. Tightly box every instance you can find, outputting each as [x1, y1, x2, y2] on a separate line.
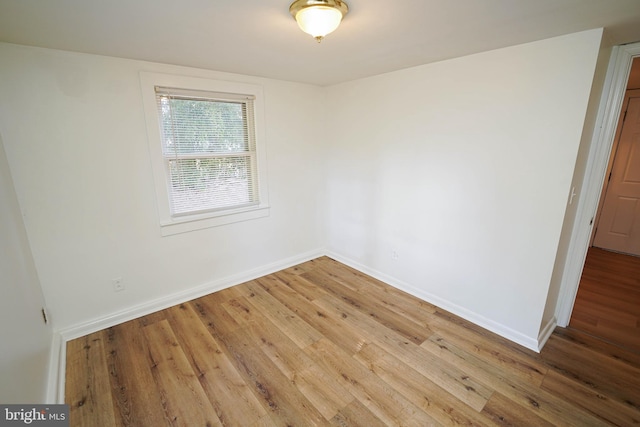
[140, 72, 269, 236]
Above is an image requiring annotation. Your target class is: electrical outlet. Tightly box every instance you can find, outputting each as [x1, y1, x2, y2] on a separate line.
[391, 249, 399, 260]
[112, 277, 125, 292]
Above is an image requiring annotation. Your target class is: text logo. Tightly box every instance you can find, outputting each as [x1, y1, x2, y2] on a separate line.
[0, 405, 69, 426]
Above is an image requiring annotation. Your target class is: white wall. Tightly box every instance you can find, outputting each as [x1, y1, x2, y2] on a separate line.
[0, 134, 52, 403]
[324, 29, 603, 349]
[0, 29, 605, 353]
[0, 43, 326, 331]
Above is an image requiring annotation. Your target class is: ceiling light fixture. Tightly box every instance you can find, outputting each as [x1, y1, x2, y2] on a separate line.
[290, 0, 349, 43]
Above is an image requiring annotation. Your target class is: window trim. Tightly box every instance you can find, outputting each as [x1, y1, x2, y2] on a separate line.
[140, 72, 269, 236]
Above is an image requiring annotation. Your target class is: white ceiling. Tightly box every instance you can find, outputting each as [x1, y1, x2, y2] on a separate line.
[1, 0, 640, 86]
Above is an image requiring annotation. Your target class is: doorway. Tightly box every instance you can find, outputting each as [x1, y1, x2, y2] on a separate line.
[556, 42, 640, 331]
[592, 68, 640, 255]
[567, 55, 640, 351]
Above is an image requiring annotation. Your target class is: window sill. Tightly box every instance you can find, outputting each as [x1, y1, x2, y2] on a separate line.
[159, 204, 270, 236]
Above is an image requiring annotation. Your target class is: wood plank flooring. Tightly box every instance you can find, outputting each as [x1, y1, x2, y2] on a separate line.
[65, 256, 640, 426]
[570, 247, 640, 353]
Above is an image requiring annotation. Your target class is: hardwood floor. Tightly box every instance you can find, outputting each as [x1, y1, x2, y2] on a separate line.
[570, 247, 640, 353]
[65, 257, 640, 426]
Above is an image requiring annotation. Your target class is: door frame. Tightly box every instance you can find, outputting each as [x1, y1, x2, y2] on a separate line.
[556, 41, 640, 327]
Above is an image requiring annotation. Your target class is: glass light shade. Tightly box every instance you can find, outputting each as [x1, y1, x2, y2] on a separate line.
[295, 6, 344, 39]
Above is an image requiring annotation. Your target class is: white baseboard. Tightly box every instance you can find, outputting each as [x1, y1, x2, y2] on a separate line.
[57, 249, 324, 342]
[51, 246, 552, 403]
[51, 249, 323, 401]
[537, 316, 557, 351]
[325, 250, 542, 352]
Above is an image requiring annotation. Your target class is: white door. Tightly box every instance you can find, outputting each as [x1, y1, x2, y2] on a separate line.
[593, 92, 640, 255]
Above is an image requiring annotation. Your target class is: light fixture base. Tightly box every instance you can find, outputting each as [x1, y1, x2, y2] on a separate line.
[289, 0, 349, 19]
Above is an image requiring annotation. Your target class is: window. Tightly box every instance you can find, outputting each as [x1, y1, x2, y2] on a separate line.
[155, 87, 258, 216]
[141, 73, 269, 235]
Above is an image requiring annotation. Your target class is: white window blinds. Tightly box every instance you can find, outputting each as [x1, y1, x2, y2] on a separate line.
[154, 87, 259, 217]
